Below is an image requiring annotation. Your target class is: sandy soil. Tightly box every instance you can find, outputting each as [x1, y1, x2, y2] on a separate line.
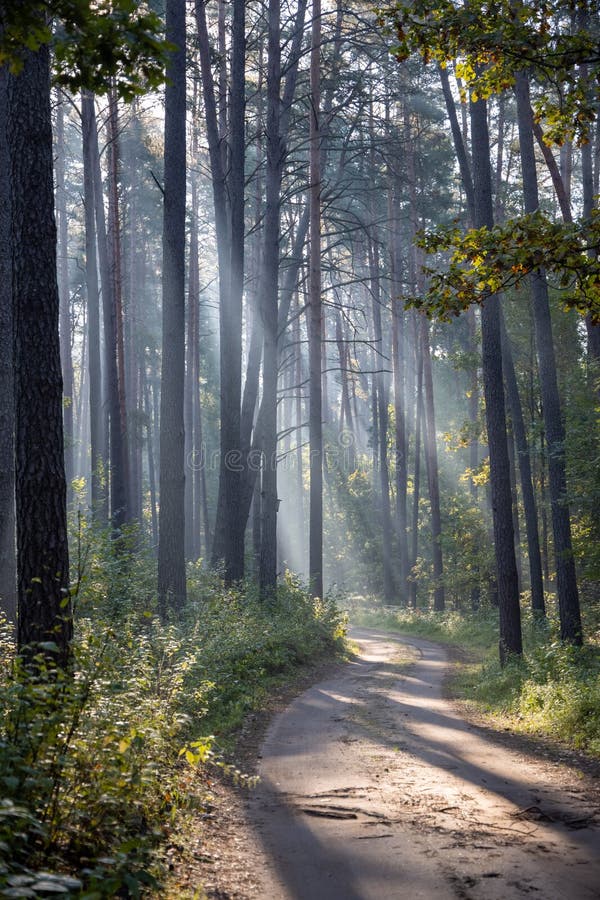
[166, 628, 600, 899]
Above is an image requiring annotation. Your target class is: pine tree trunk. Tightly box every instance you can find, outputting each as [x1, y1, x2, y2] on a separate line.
[8, 43, 71, 663]
[106, 91, 130, 527]
[369, 233, 395, 602]
[441, 66, 527, 620]
[421, 318, 444, 611]
[309, 0, 323, 598]
[158, 0, 187, 614]
[409, 349, 423, 610]
[189, 86, 207, 560]
[76, 317, 89, 488]
[125, 107, 143, 524]
[143, 373, 159, 551]
[467, 309, 481, 609]
[90, 94, 127, 527]
[500, 314, 545, 615]
[506, 419, 523, 593]
[185, 172, 199, 561]
[390, 194, 408, 595]
[336, 310, 356, 472]
[470, 92, 522, 661]
[0, 61, 16, 623]
[259, 0, 282, 598]
[514, 71, 581, 645]
[81, 93, 104, 515]
[439, 64, 475, 216]
[295, 292, 306, 573]
[55, 92, 74, 506]
[196, 0, 245, 580]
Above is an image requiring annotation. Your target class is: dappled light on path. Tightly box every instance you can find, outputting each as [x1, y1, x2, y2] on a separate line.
[248, 628, 600, 899]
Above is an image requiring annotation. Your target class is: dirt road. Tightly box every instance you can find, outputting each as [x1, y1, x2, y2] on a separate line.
[248, 628, 600, 899]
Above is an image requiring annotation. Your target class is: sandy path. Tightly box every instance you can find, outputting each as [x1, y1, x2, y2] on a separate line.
[248, 627, 600, 900]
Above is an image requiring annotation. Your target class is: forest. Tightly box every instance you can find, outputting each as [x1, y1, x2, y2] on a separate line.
[1, 0, 600, 897]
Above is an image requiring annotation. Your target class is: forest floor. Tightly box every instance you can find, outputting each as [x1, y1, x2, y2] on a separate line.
[162, 628, 600, 899]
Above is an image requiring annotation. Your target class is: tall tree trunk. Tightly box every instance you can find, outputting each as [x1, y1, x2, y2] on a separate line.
[143, 372, 159, 551]
[188, 83, 209, 561]
[467, 309, 481, 611]
[500, 315, 545, 615]
[234, 0, 330, 549]
[470, 92, 522, 661]
[158, 0, 187, 615]
[217, 0, 228, 176]
[409, 348, 424, 610]
[295, 291, 306, 573]
[185, 154, 199, 562]
[55, 91, 74, 505]
[506, 418, 523, 593]
[405, 102, 444, 610]
[369, 233, 395, 602]
[90, 95, 127, 527]
[514, 70, 582, 645]
[0, 60, 16, 622]
[309, 0, 323, 598]
[421, 318, 444, 611]
[240, 0, 309, 548]
[81, 92, 104, 516]
[259, 0, 283, 598]
[439, 64, 475, 217]
[76, 313, 89, 487]
[335, 309, 356, 472]
[390, 190, 408, 595]
[8, 43, 71, 663]
[106, 90, 130, 526]
[125, 106, 143, 524]
[196, 0, 245, 580]
[445, 71, 543, 621]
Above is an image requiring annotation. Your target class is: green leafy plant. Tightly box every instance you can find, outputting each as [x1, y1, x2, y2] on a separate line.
[0, 529, 346, 895]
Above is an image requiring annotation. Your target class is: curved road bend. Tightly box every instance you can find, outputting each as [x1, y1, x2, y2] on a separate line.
[248, 627, 600, 900]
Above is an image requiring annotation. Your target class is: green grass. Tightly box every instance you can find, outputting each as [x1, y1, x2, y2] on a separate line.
[346, 597, 600, 759]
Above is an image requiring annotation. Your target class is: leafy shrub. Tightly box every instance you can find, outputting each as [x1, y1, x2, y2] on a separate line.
[0, 537, 346, 897]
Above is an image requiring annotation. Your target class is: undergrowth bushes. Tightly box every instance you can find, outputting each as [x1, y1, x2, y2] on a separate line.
[347, 596, 600, 758]
[0, 528, 345, 898]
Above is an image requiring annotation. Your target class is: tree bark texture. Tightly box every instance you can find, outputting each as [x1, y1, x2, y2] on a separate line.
[309, 0, 323, 599]
[55, 92, 74, 504]
[158, 0, 187, 614]
[196, 0, 245, 580]
[369, 233, 395, 603]
[8, 44, 71, 663]
[106, 90, 130, 527]
[90, 95, 127, 527]
[259, 0, 283, 598]
[499, 314, 545, 615]
[81, 92, 104, 515]
[0, 60, 16, 622]
[470, 93, 522, 660]
[421, 318, 445, 611]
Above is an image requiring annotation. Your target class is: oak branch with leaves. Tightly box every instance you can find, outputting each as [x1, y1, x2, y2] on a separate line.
[409, 211, 600, 323]
[0, 0, 171, 99]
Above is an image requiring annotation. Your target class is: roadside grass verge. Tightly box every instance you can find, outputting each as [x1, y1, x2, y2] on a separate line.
[346, 596, 600, 759]
[0, 530, 346, 898]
